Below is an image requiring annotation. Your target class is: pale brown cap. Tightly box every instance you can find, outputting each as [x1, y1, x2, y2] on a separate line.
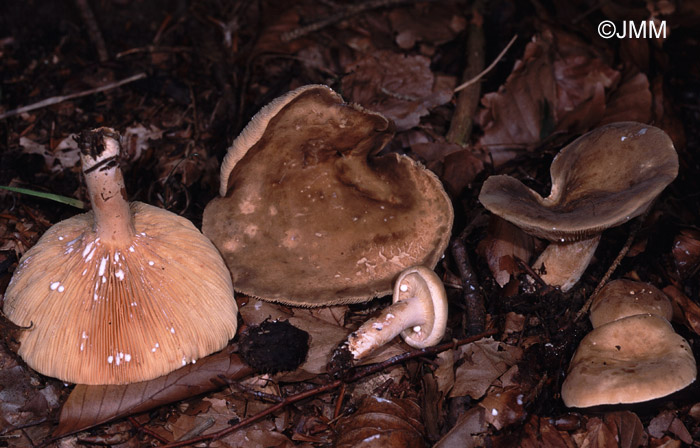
[589, 279, 673, 328]
[203, 85, 453, 306]
[479, 122, 678, 242]
[561, 314, 696, 407]
[3, 129, 238, 385]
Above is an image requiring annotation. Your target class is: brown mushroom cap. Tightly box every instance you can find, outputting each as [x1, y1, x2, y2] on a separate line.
[3, 129, 238, 385]
[589, 279, 673, 328]
[479, 122, 678, 242]
[561, 314, 696, 407]
[202, 85, 453, 306]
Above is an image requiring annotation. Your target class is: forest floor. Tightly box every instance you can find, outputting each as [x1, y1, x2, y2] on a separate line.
[2, 0, 700, 446]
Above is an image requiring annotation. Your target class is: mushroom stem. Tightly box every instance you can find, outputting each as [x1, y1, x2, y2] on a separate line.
[347, 295, 430, 360]
[531, 235, 601, 292]
[78, 128, 135, 245]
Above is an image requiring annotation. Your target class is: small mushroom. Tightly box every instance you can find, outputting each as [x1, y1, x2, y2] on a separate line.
[339, 266, 448, 362]
[561, 314, 696, 408]
[479, 122, 678, 291]
[3, 128, 238, 385]
[589, 279, 673, 328]
[203, 85, 453, 306]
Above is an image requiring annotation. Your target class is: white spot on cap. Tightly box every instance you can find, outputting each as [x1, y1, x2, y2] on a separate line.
[115, 269, 124, 280]
[182, 357, 187, 366]
[82, 331, 88, 339]
[80, 343, 84, 351]
[372, 323, 383, 331]
[148, 261, 155, 266]
[98, 257, 108, 276]
[107, 355, 114, 364]
[129, 246, 135, 252]
[50, 282, 60, 291]
[170, 327, 175, 334]
[114, 252, 120, 263]
[400, 284, 408, 292]
[58, 285, 65, 292]
[58, 236, 64, 241]
[412, 325, 421, 333]
[125, 354, 131, 362]
[637, 128, 647, 135]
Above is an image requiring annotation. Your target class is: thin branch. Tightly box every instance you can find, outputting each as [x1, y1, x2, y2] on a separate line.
[574, 212, 647, 322]
[73, 0, 109, 62]
[0, 73, 147, 121]
[454, 34, 518, 93]
[281, 0, 438, 42]
[156, 329, 498, 448]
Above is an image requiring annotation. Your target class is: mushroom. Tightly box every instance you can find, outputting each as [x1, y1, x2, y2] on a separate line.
[478, 122, 678, 291]
[589, 279, 673, 328]
[335, 266, 448, 363]
[2, 128, 238, 385]
[561, 314, 696, 407]
[202, 85, 453, 306]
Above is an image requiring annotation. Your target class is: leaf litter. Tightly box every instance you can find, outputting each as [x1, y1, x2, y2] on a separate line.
[1, 0, 700, 446]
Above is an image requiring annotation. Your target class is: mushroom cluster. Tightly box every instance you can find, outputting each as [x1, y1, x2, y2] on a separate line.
[202, 85, 453, 306]
[3, 128, 238, 385]
[561, 280, 696, 407]
[479, 122, 678, 291]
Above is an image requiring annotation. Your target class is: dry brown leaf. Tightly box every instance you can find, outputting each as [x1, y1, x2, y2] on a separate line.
[663, 284, 700, 335]
[449, 338, 522, 399]
[433, 406, 487, 448]
[342, 50, 455, 131]
[334, 395, 426, 448]
[671, 229, 700, 278]
[604, 411, 647, 448]
[479, 386, 526, 430]
[511, 415, 577, 448]
[600, 72, 652, 124]
[573, 415, 620, 448]
[477, 216, 534, 287]
[433, 350, 455, 398]
[477, 28, 621, 166]
[388, 4, 466, 50]
[55, 348, 253, 437]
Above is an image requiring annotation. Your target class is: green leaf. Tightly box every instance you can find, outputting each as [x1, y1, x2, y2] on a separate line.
[0, 185, 85, 209]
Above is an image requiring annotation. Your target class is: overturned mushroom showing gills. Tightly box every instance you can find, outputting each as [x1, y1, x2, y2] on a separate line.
[202, 85, 453, 306]
[3, 128, 238, 385]
[561, 314, 696, 408]
[342, 266, 448, 361]
[589, 279, 673, 328]
[479, 122, 678, 291]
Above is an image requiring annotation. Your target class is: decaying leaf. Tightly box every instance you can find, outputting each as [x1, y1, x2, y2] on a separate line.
[664, 284, 700, 336]
[334, 395, 426, 448]
[342, 50, 455, 131]
[671, 229, 700, 278]
[450, 338, 523, 399]
[55, 348, 253, 437]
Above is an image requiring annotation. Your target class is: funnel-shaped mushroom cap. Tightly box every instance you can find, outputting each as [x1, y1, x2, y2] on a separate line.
[479, 122, 678, 241]
[561, 314, 696, 408]
[589, 279, 673, 328]
[3, 129, 238, 385]
[203, 85, 453, 306]
[394, 266, 448, 348]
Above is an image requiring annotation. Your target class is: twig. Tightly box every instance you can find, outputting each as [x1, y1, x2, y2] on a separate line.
[454, 34, 518, 93]
[281, 0, 437, 42]
[446, 0, 485, 145]
[0, 73, 147, 120]
[574, 212, 647, 322]
[128, 417, 170, 445]
[73, 0, 109, 62]
[450, 230, 486, 335]
[156, 329, 498, 448]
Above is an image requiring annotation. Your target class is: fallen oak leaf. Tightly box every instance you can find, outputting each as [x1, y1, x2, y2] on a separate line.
[54, 346, 253, 437]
